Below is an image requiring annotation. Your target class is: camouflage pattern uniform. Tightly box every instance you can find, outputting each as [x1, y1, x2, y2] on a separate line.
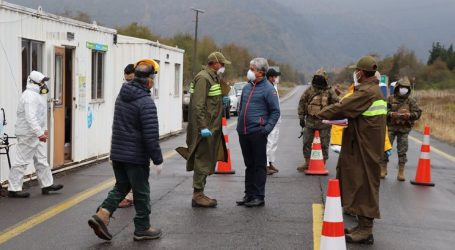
[387, 77, 422, 181]
[297, 68, 339, 169]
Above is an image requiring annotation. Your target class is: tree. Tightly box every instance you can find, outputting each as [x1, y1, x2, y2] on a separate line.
[116, 22, 159, 41]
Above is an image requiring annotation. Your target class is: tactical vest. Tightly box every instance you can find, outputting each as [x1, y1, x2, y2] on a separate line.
[307, 91, 330, 116]
[389, 96, 413, 126]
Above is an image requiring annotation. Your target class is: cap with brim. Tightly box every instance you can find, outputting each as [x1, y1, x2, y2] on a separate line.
[29, 70, 50, 83]
[349, 56, 378, 71]
[266, 68, 281, 78]
[208, 52, 231, 65]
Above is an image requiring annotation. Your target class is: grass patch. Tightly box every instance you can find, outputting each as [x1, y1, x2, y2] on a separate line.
[413, 89, 455, 145]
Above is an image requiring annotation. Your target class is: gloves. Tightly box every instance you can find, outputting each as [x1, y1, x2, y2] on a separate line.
[390, 112, 400, 119]
[200, 128, 213, 138]
[223, 96, 230, 105]
[401, 113, 411, 121]
[385, 149, 392, 157]
[300, 119, 305, 128]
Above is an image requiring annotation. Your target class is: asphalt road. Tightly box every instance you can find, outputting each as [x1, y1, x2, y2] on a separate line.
[0, 85, 454, 250]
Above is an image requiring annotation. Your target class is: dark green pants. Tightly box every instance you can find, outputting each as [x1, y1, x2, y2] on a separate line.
[101, 161, 151, 232]
[193, 172, 208, 191]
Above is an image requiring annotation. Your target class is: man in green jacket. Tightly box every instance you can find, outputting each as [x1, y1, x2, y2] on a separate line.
[318, 56, 387, 245]
[176, 52, 229, 208]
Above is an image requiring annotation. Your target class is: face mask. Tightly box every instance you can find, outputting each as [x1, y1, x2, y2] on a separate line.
[217, 67, 225, 75]
[399, 87, 409, 96]
[353, 71, 360, 86]
[247, 70, 256, 82]
[39, 84, 49, 95]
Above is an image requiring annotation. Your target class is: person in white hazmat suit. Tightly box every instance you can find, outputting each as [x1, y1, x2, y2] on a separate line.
[265, 68, 281, 175]
[8, 71, 63, 198]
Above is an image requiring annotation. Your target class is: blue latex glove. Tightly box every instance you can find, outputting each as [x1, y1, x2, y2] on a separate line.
[200, 128, 213, 138]
[385, 149, 392, 157]
[223, 96, 230, 105]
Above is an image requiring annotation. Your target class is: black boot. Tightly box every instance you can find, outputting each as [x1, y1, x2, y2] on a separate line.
[42, 184, 64, 194]
[8, 191, 30, 198]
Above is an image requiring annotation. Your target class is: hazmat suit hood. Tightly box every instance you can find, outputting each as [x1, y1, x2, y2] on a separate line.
[119, 80, 151, 103]
[394, 77, 412, 98]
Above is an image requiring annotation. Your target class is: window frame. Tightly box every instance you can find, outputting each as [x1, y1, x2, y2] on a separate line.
[21, 39, 44, 91]
[174, 63, 181, 97]
[153, 59, 160, 99]
[90, 50, 105, 102]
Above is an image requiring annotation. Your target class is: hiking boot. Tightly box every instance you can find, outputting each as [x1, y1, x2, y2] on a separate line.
[266, 166, 276, 175]
[346, 216, 374, 245]
[41, 184, 64, 194]
[297, 157, 310, 172]
[344, 224, 359, 234]
[88, 208, 112, 240]
[8, 191, 30, 198]
[269, 163, 279, 173]
[118, 198, 134, 208]
[192, 191, 217, 208]
[397, 164, 405, 181]
[380, 164, 388, 179]
[133, 227, 162, 241]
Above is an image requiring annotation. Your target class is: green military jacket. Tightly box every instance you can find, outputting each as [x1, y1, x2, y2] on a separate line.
[176, 67, 227, 175]
[298, 85, 339, 129]
[387, 94, 422, 133]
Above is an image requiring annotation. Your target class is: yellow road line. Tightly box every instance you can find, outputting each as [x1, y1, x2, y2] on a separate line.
[0, 178, 115, 245]
[409, 135, 455, 162]
[0, 150, 177, 246]
[312, 203, 324, 250]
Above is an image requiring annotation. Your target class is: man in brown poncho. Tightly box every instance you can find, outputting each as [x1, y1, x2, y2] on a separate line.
[317, 56, 387, 245]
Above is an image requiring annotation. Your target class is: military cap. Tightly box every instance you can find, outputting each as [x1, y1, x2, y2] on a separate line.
[208, 51, 231, 65]
[313, 67, 328, 80]
[349, 56, 378, 72]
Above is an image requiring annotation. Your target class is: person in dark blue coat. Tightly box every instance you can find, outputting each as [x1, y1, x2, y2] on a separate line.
[88, 59, 163, 241]
[236, 58, 281, 207]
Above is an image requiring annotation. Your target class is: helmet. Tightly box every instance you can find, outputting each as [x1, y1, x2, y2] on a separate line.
[134, 59, 160, 73]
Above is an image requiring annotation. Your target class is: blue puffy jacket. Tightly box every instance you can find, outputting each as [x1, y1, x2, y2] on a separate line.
[110, 80, 163, 166]
[237, 78, 280, 135]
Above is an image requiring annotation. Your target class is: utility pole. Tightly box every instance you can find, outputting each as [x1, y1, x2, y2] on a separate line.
[191, 8, 205, 77]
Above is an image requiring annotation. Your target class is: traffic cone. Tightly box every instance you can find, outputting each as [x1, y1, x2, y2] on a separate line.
[320, 179, 346, 250]
[305, 130, 329, 175]
[215, 117, 235, 174]
[410, 125, 435, 186]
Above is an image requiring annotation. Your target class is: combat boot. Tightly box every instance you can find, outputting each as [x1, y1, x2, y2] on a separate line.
[346, 216, 374, 245]
[88, 207, 112, 240]
[380, 163, 388, 179]
[296, 157, 310, 172]
[397, 164, 405, 181]
[192, 191, 217, 208]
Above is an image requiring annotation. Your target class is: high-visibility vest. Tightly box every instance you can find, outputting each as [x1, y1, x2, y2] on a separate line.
[189, 82, 222, 97]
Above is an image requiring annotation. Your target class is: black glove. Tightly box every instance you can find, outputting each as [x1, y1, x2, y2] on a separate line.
[300, 119, 305, 128]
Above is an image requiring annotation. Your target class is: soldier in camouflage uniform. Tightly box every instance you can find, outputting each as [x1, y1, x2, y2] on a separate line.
[386, 77, 422, 181]
[297, 68, 339, 172]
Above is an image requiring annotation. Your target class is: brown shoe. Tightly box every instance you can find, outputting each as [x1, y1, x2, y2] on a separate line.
[269, 163, 279, 172]
[380, 164, 388, 179]
[397, 164, 405, 181]
[88, 208, 112, 240]
[134, 227, 162, 241]
[297, 157, 310, 172]
[266, 166, 277, 175]
[346, 216, 374, 245]
[118, 198, 133, 208]
[192, 191, 217, 208]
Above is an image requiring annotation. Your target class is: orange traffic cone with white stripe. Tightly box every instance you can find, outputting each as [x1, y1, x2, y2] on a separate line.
[410, 125, 435, 186]
[215, 117, 235, 174]
[320, 179, 346, 250]
[305, 130, 329, 175]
